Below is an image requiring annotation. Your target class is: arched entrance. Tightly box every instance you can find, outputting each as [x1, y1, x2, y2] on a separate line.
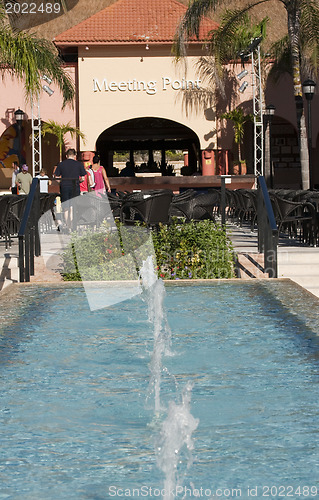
[96, 117, 201, 176]
[270, 116, 301, 188]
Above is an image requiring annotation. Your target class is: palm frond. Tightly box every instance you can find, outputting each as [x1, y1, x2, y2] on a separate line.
[174, 0, 223, 58]
[267, 36, 292, 81]
[0, 26, 75, 107]
[300, 0, 319, 72]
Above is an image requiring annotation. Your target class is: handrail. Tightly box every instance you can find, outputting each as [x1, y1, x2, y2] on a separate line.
[257, 175, 278, 278]
[18, 178, 41, 282]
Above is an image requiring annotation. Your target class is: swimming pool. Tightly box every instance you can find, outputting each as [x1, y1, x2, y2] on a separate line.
[0, 281, 318, 499]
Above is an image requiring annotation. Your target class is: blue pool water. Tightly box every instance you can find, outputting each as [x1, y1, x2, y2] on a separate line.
[0, 281, 318, 499]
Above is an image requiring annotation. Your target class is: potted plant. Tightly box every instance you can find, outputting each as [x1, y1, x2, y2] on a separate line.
[220, 108, 253, 174]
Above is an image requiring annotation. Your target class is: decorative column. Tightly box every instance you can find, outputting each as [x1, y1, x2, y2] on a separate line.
[202, 150, 215, 175]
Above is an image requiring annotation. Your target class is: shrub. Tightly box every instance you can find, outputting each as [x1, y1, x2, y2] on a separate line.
[152, 218, 235, 279]
[60, 219, 235, 281]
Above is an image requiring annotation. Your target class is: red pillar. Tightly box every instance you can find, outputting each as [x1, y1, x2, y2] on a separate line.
[202, 150, 215, 175]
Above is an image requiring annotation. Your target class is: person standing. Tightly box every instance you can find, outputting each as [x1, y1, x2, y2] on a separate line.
[36, 169, 50, 193]
[11, 161, 20, 194]
[54, 148, 86, 229]
[91, 155, 111, 195]
[80, 163, 95, 194]
[15, 164, 32, 194]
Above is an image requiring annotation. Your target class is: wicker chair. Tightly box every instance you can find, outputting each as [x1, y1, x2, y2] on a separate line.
[169, 190, 219, 223]
[270, 194, 317, 245]
[120, 190, 173, 227]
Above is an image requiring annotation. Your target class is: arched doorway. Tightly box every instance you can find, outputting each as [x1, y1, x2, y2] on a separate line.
[96, 117, 201, 176]
[270, 116, 301, 188]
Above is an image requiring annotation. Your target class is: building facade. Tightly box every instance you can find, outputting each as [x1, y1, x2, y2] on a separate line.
[0, 0, 318, 188]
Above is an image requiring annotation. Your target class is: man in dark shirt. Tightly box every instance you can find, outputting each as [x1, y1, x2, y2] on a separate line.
[55, 148, 86, 230]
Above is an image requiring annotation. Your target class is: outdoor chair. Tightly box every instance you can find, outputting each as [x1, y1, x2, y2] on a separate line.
[169, 189, 196, 219]
[120, 190, 173, 227]
[0, 195, 15, 248]
[7, 195, 27, 236]
[270, 194, 317, 245]
[168, 191, 219, 223]
[39, 193, 57, 232]
[235, 189, 258, 230]
[72, 193, 114, 230]
[107, 191, 124, 219]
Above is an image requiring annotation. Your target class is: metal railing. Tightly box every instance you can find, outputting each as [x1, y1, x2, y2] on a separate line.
[18, 178, 41, 282]
[257, 175, 278, 278]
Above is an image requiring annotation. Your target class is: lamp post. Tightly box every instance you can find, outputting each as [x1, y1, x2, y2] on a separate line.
[264, 104, 276, 188]
[302, 79, 316, 189]
[14, 108, 25, 168]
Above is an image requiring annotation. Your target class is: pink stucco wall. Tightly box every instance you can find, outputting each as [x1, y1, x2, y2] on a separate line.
[0, 66, 76, 175]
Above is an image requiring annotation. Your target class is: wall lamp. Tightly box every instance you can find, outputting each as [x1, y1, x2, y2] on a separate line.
[237, 69, 248, 80]
[43, 85, 54, 96]
[42, 74, 52, 85]
[42, 75, 54, 95]
[238, 81, 249, 93]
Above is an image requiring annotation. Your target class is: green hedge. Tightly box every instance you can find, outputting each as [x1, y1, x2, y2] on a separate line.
[60, 219, 235, 281]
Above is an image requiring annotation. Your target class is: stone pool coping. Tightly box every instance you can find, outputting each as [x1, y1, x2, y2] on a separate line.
[1, 278, 318, 335]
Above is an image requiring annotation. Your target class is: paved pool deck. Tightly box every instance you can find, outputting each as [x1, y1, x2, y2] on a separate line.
[1, 219, 319, 299]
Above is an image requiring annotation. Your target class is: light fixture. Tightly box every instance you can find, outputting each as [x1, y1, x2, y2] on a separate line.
[146, 43, 149, 50]
[14, 108, 25, 123]
[43, 85, 54, 96]
[302, 79, 316, 188]
[238, 81, 249, 93]
[42, 74, 52, 85]
[302, 78, 316, 100]
[265, 104, 276, 116]
[237, 69, 248, 80]
[238, 36, 263, 60]
[14, 108, 24, 167]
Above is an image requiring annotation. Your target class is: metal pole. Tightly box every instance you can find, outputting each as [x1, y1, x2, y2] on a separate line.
[221, 177, 226, 226]
[307, 98, 313, 189]
[268, 115, 274, 189]
[18, 236, 25, 282]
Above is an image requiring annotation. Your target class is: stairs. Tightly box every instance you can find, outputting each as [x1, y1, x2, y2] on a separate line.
[227, 220, 319, 298]
[278, 247, 319, 298]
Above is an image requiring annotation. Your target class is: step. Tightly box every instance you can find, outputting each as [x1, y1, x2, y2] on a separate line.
[0, 255, 19, 290]
[278, 250, 319, 264]
[278, 263, 319, 276]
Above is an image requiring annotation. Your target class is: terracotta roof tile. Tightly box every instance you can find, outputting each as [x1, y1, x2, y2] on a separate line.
[54, 0, 218, 46]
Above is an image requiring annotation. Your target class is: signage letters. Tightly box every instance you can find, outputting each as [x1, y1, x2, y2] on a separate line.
[93, 77, 201, 95]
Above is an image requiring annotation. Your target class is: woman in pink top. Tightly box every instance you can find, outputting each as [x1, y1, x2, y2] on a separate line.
[91, 155, 111, 195]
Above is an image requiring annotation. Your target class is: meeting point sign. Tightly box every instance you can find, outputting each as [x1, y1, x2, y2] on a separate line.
[92, 76, 201, 95]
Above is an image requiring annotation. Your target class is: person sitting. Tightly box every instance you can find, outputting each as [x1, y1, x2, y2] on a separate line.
[120, 161, 135, 177]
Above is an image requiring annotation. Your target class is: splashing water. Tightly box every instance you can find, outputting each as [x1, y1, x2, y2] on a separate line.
[140, 256, 172, 412]
[140, 256, 199, 499]
[156, 382, 199, 500]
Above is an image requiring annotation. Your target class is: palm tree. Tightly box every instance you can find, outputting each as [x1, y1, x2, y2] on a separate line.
[220, 108, 253, 164]
[0, 6, 74, 107]
[42, 120, 86, 161]
[175, 0, 319, 189]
